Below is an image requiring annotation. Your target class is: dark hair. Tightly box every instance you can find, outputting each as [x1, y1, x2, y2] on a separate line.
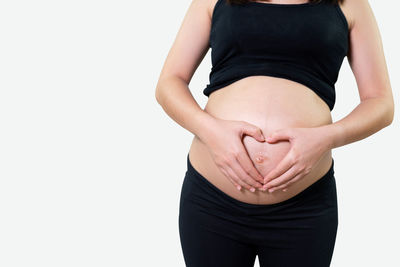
[226, 0, 344, 5]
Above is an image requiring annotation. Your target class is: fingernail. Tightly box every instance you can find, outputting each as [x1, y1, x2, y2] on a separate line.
[269, 188, 274, 193]
[250, 187, 255, 192]
[237, 185, 241, 191]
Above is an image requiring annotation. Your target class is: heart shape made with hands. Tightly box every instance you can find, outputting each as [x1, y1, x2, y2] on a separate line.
[242, 134, 292, 186]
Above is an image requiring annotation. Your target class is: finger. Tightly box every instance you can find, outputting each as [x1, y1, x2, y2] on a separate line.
[265, 165, 300, 192]
[236, 150, 264, 184]
[240, 123, 265, 143]
[266, 129, 292, 143]
[221, 166, 242, 191]
[226, 164, 257, 192]
[220, 167, 241, 191]
[264, 151, 294, 184]
[268, 172, 303, 192]
[284, 173, 303, 187]
[225, 164, 253, 192]
[231, 157, 263, 189]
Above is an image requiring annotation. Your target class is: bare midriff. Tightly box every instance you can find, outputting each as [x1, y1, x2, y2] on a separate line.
[188, 75, 334, 205]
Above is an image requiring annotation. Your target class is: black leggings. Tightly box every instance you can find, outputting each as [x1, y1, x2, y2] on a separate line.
[179, 154, 338, 267]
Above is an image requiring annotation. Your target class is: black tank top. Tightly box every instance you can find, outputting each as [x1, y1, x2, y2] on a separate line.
[204, 0, 349, 111]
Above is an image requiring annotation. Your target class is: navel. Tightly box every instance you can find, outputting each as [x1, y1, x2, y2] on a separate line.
[255, 152, 266, 164]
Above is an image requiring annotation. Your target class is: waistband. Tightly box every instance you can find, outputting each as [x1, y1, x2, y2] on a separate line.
[186, 153, 335, 211]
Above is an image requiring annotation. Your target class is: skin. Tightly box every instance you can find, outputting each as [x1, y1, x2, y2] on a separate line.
[155, 0, 394, 193]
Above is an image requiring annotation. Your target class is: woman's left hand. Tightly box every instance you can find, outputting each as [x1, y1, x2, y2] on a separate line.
[262, 126, 333, 193]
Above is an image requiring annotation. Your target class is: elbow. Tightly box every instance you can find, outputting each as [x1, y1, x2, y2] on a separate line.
[155, 87, 162, 104]
[155, 75, 189, 104]
[383, 96, 395, 127]
[154, 76, 175, 104]
[155, 80, 166, 105]
[386, 106, 394, 126]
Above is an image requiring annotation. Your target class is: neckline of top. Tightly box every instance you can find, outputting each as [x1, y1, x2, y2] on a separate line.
[246, 1, 322, 7]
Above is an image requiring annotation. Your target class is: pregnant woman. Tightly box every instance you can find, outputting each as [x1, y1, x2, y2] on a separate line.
[155, 0, 394, 266]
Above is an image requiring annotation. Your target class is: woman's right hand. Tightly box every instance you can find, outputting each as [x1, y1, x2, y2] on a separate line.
[200, 118, 266, 192]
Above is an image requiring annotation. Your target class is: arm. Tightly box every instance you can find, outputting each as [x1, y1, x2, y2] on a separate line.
[323, 0, 394, 150]
[156, 74, 218, 145]
[155, 0, 266, 191]
[262, 0, 394, 192]
[155, 0, 216, 143]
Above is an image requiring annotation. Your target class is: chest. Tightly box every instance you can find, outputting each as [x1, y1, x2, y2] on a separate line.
[210, 4, 348, 60]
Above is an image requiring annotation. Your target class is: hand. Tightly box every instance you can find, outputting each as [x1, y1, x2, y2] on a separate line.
[262, 126, 332, 193]
[201, 118, 266, 192]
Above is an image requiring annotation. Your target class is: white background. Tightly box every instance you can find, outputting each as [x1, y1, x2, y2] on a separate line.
[0, 0, 398, 266]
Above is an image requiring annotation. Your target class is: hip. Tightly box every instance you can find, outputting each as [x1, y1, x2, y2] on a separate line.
[180, 152, 338, 242]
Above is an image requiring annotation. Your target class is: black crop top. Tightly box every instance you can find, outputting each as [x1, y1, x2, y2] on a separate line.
[204, 0, 349, 111]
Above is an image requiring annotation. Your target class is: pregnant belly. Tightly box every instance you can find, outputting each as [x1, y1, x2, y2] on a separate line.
[188, 76, 334, 205]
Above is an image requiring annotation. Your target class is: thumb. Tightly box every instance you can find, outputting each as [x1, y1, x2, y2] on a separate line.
[266, 129, 291, 143]
[240, 122, 265, 142]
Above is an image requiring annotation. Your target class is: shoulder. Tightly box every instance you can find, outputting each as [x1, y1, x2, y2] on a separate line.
[208, 0, 222, 19]
[338, 0, 376, 32]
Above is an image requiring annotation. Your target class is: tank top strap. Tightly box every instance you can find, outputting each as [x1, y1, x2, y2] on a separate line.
[211, 0, 226, 19]
[333, 1, 350, 32]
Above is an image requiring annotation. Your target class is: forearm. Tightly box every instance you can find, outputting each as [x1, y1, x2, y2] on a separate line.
[321, 96, 394, 150]
[155, 76, 217, 143]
